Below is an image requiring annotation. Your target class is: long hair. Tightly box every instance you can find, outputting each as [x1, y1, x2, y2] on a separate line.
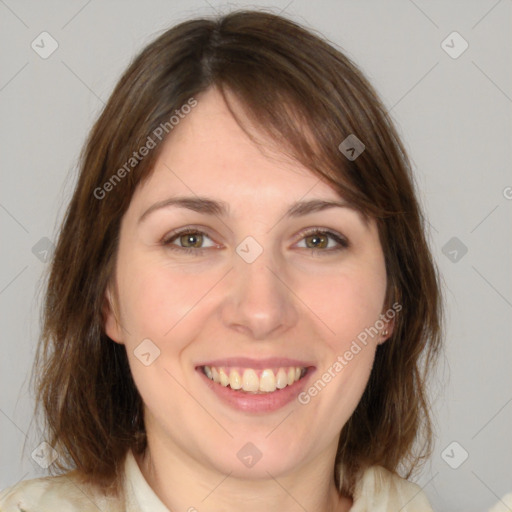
[32, 9, 442, 496]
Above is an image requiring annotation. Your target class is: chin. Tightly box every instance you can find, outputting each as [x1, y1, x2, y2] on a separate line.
[197, 432, 319, 481]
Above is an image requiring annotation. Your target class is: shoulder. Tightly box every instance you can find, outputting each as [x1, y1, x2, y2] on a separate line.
[488, 493, 512, 512]
[351, 465, 433, 512]
[0, 472, 123, 512]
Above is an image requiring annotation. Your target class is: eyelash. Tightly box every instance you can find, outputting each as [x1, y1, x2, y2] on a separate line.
[161, 226, 349, 256]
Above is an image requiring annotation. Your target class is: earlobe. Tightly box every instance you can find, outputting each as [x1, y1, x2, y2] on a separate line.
[103, 287, 124, 345]
[378, 330, 389, 345]
[378, 317, 395, 345]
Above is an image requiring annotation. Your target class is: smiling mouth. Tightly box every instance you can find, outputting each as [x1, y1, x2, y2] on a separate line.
[201, 365, 308, 394]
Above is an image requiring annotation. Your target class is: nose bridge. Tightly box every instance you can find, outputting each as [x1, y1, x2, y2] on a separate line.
[220, 239, 298, 339]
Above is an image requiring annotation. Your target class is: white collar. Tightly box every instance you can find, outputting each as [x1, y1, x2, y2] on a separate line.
[122, 450, 433, 512]
[123, 449, 170, 512]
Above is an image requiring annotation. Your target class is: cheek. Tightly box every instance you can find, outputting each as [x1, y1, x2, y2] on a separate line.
[116, 257, 214, 343]
[116, 260, 208, 413]
[302, 262, 387, 349]
[297, 258, 387, 423]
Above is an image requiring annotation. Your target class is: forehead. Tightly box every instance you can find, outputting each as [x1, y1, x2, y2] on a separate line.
[132, 88, 344, 210]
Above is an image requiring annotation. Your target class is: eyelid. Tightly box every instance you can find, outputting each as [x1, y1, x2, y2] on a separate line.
[161, 226, 220, 248]
[293, 226, 349, 250]
[161, 225, 349, 256]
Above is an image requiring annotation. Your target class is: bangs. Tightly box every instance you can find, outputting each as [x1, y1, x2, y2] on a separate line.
[218, 83, 377, 220]
[195, 15, 401, 220]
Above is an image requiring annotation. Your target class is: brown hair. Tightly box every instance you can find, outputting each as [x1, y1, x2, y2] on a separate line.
[31, 9, 442, 497]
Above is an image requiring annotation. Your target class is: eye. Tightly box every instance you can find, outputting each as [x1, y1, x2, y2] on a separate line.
[295, 228, 349, 253]
[161, 227, 349, 256]
[162, 227, 219, 254]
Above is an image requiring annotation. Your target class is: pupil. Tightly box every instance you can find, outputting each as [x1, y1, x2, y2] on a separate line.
[308, 234, 326, 248]
[183, 233, 201, 247]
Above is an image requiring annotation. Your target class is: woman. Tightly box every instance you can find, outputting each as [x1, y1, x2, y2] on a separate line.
[0, 10, 441, 511]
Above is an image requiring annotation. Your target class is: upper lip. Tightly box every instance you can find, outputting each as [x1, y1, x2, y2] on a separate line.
[195, 357, 315, 369]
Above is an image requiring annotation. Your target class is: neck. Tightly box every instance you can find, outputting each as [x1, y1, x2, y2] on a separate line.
[135, 433, 352, 512]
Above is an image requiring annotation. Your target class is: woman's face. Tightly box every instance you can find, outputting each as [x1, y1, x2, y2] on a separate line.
[105, 87, 390, 480]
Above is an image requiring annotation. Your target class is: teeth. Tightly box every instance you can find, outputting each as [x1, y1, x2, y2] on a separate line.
[259, 369, 276, 392]
[219, 368, 230, 387]
[276, 369, 288, 389]
[229, 369, 242, 390]
[242, 369, 259, 392]
[203, 365, 306, 393]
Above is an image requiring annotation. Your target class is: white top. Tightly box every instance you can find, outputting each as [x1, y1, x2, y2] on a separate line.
[0, 449, 434, 511]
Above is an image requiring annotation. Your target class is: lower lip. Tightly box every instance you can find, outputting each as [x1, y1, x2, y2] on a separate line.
[197, 368, 314, 413]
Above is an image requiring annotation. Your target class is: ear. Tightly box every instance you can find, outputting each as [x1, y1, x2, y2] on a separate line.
[103, 286, 124, 345]
[378, 318, 394, 345]
[377, 306, 397, 345]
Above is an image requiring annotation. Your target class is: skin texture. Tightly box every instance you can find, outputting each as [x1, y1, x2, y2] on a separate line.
[105, 88, 392, 512]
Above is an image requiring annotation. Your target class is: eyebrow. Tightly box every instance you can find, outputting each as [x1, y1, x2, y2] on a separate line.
[138, 196, 357, 224]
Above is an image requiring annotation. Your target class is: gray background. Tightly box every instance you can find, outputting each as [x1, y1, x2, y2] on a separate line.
[1, 1, 511, 510]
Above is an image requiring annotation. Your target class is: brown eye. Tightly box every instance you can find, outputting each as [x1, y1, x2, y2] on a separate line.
[296, 229, 349, 253]
[304, 233, 329, 249]
[178, 232, 204, 248]
[162, 228, 218, 255]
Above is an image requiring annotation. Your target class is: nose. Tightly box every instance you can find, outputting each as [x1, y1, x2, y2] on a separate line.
[219, 246, 299, 340]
